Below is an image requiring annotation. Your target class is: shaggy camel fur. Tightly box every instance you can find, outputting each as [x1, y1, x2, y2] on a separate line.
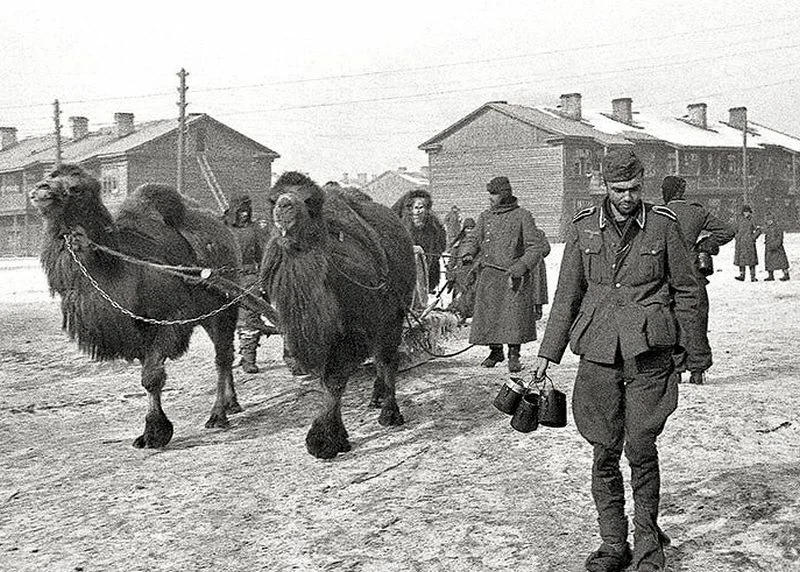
[263, 172, 416, 458]
[30, 164, 242, 448]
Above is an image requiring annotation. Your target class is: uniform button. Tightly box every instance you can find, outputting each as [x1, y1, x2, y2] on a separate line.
[615, 283, 621, 288]
[611, 263, 616, 269]
[585, 248, 591, 253]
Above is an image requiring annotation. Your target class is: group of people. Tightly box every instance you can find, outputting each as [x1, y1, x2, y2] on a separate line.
[419, 149, 782, 571]
[733, 204, 791, 282]
[226, 151, 790, 571]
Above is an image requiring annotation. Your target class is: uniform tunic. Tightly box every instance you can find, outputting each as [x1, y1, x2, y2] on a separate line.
[463, 198, 549, 345]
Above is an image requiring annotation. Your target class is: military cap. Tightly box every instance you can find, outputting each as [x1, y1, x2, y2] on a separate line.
[462, 217, 476, 228]
[602, 149, 644, 183]
[487, 176, 513, 196]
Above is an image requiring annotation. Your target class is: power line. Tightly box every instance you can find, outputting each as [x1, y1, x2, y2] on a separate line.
[1, 12, 799, 112]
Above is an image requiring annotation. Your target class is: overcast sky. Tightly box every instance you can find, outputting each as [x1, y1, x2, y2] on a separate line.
[2, 0, 799, 182]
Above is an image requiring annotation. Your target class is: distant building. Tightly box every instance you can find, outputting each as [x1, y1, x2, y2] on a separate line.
[0, 112, 279, 256]
[419, 94, 800, 240]
[364, 166, 430, 209]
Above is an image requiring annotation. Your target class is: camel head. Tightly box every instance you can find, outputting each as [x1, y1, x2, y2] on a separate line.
[30, 164, 103, 218]
[269, 172, 325, 239]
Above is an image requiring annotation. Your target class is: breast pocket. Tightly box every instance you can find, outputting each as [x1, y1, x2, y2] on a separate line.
[636, 244, 664, 282]
[579, 235, 603, 281]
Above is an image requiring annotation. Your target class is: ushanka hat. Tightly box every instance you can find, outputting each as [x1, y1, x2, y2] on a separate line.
[661, 175, 686, 203]
[487, 176, 513, 196]
[602, 149, 644, 183]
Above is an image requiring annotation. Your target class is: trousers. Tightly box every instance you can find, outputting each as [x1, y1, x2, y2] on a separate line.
[573, 347, 678, 569]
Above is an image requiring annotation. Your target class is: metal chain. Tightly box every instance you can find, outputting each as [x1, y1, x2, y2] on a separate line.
[88, 239, 238, 274]
[63, 238, 256, 326]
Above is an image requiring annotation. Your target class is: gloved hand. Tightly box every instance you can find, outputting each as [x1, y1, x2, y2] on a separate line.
[507, 262, 527, 278]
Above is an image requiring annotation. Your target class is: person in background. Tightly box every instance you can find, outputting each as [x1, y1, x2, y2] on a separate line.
[763, 211, 790, 281]
[661, 175, 734, 385]
[444, 204, 463, 253]
[223, 194, 274, 374]
[461, 176, 549, 373]
[531, 226, 550, 322]
[536, 149, 701, 572]
[445, 217, 478, 321]
[392, 189, 447, 294]
[733, 205, 761, 282]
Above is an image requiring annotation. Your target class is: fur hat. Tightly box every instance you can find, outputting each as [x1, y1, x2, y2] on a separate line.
[462, 217, 476, 229]
[487, 176, 512, 196]
[661, 175, 686, 203]
[602, 149, 644, 183]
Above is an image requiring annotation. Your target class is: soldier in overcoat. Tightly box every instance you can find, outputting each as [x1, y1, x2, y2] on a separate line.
[535, 150, 701, 572]
[662, 175, 734, 384]
[462, 176, 550, 372]
[764, 211, 790, 281]
[733, 205, 761, 281]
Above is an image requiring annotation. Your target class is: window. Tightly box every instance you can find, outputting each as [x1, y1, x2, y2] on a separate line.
[679, 152, 699, 175]
[722, 153, 740, 176]
[101, 175, 119, 195]
[0, 172, 23, 194]
[639, 149, 657, 177]
[666, 154, 677, 175]
[572, 148, 595, 176]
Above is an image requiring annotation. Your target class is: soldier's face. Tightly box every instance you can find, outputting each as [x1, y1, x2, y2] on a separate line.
[606, 176, 643, 215]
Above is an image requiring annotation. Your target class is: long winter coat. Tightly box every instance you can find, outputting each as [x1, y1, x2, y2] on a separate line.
[764, 221, 789, 271]
[462, 198, 550, 345]
[733, 216, 761, 267]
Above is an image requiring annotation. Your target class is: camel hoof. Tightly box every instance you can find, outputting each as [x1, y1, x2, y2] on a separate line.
[132, 413, 174, 448]
[306, 421, 349, 459]
[205, 411, 230, 429]
[378, 407, 405, 427]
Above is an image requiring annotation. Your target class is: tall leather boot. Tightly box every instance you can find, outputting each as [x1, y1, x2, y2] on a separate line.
[507, 344, 522, 373]
[238, 330, 261, 374]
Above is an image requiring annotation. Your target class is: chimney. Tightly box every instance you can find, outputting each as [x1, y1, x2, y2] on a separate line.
[114, 112, 134, 138]
[611, 98, 633, 124]
[729, 107, 747, 130]
[560, 93, 582, 120]
[0, 127, 17, 150]
[342, 172, 349, 184]
[70, 116, 89, 140]
[686, 103, 707, 129]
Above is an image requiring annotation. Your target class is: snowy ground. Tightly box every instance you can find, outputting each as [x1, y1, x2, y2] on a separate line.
[1, 235, 799, 571]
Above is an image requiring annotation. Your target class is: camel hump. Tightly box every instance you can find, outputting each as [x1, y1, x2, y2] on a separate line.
[124, 183, 188, 228]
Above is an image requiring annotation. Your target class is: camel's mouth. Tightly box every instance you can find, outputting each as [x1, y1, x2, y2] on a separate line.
[29, 184, 61, 211]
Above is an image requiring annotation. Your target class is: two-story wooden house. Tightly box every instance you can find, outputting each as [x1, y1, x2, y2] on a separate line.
[419, 94, 800, 240]
[0, 113, 279, 256]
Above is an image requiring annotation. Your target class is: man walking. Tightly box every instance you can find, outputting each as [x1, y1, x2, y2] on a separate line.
[662, 175, 734, 384]
[462, 176, 549, 373]
[536, 150, 701, 572]
[734, 205, 761, 281]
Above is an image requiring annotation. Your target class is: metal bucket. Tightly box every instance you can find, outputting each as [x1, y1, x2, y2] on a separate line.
[538, 387, 567, 428]
[493, 377, 527, 415]
[510, 393, 540, 433]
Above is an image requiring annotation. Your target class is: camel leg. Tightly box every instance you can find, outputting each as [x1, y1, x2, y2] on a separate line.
[203, 310, 241, 429]
[133, 351, 174, 449]
[306, 371, 351, 459]
[375, 349, 404, 427]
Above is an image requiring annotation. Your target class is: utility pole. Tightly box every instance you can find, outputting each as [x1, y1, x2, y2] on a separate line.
[53, 99, 62, 168]
[176, 68, 189, 193]
[741, 108, 748, 205]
